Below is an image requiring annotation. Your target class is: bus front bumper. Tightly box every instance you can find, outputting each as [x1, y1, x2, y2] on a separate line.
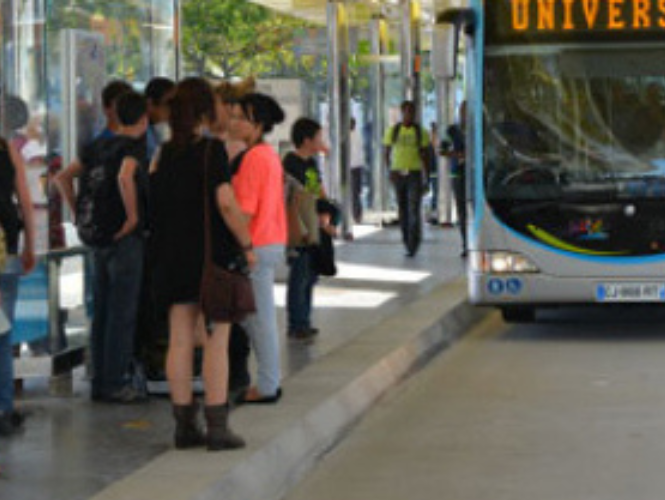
[469, 273, 665, 306]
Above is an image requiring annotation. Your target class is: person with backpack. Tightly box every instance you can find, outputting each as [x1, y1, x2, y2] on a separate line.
[383, 100, 430, 257]
[54, 91, 149, 403]
[283, 118, 330, 342]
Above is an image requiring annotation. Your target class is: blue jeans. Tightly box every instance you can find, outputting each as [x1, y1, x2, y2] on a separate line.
[241, 244, 284, 396]
[0, 257, 21, 413]
[287, 248, 318, 331]
[91, 235, 144, 397]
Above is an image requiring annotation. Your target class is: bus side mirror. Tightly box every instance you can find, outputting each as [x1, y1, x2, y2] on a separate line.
[434, 8, 477, 80]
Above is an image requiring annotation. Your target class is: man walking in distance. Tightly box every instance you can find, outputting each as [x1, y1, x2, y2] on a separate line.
[383, 101, 430, 257]
[445, 101, 468, 257]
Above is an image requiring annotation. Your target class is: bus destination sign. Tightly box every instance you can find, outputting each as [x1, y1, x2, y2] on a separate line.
[487, 0, 665, 44]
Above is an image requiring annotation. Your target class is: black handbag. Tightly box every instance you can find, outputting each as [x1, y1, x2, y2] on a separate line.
[199, 140, 256, 324]
[310, 228, 337, 277]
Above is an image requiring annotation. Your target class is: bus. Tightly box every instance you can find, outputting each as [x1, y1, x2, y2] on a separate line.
[439, 0, 665, 322]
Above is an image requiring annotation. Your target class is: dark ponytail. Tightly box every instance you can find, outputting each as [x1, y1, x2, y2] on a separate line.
[237, 92, 285, 135]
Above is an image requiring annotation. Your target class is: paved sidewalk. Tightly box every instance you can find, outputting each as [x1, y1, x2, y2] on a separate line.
[0, 224, 479, 500]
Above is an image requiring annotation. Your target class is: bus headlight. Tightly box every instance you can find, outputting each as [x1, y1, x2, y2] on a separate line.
[471, 251, 540, 274]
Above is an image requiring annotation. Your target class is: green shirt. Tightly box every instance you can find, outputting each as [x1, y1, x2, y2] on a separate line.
[383, 124, 430, 172]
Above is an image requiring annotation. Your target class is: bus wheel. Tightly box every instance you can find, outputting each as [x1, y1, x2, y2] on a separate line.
[501, 306, 536, 323]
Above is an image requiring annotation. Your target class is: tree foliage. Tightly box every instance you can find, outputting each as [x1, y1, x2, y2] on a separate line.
[47, 0, 146, 80]
[182, 0, 323, 81]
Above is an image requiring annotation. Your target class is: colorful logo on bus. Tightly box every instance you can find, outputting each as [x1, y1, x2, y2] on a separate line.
[527, 224, 628, 256]
[568, 218, 609, 241]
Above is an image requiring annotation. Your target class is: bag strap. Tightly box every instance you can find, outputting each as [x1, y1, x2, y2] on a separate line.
[392, 122, 423, 148]
[391, 123, 401, 144]
[202, 139, 214, 268]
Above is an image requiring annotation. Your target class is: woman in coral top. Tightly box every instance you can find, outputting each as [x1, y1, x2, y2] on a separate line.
[230, 93, 287, 403]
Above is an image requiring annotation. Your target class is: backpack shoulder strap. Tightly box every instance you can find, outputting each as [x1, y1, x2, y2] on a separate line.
[392, 123, 424, 148]
[391, 123, 402, 145]
[414, 123, 423, 148]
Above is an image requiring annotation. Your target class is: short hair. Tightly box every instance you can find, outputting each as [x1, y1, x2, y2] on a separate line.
[401, 100, 416, 112]
[145, 77, 175, 105]
[102, 80, 133, 109]
[236, 92, 285, 135]
[3, 94, 28, 131]
[116, 91, 147, 126]
[291, 117, 322, 148]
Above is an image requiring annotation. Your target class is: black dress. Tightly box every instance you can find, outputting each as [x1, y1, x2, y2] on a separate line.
[0, 139, 22, 253]
[149, 137, 242, 309]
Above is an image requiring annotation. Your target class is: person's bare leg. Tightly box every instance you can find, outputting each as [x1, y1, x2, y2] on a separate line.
[202, 322, 230, 406]
[166, 304, 198, 405]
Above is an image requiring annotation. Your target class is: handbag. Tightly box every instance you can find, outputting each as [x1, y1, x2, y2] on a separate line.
[199, 140, 256, 324]
[310, 228, 337, 277]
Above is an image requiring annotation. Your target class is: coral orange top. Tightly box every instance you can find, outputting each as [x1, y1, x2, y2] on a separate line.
[232, 143, 287, 247]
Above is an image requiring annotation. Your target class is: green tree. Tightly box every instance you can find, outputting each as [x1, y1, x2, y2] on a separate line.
[182, 0, 326, 83]
[47, 0, 145, 80]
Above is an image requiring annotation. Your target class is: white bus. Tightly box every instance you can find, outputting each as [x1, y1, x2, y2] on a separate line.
[440, 0, 665, 321]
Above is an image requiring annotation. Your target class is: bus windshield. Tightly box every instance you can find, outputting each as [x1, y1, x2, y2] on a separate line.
[484, 46, 665, 202]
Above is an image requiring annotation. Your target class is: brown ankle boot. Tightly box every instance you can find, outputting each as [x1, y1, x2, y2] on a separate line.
[204, 404, 245, 451]
[172, 403, 205, 449]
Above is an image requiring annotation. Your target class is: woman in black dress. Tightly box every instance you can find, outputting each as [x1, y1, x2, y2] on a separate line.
[149, 78, 255, 451]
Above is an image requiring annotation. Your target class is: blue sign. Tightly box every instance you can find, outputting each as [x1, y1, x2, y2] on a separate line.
[506, 278, 523, 295]
[596, 285, 606, 301]
[488, 279, 505, 295]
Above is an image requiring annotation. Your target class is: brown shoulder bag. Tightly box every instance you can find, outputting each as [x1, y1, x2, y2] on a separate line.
[199, 140, 256, 325]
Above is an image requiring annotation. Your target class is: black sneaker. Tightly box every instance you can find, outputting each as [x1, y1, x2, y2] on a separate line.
[287, 329, 316, 342]
[10, 410, 26, 428]
[0, 410, 23, 437]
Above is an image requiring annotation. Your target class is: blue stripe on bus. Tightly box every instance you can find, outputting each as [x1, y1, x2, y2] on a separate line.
[472, 0, 485, 247]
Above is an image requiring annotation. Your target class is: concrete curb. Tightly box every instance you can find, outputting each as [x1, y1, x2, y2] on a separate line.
[90, 279, 490, 500]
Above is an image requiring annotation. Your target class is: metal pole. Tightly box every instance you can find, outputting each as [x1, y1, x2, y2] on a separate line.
[0, 0, 15, 136]
[370, 14, 387, 215]
[400, 0, 422, 115]
[436, 80, 454, 225]
[174, 0, 182, 80]
[432, 22, 458, 225]
[400, 0, 413, 102]
[327, 0, 352, 237]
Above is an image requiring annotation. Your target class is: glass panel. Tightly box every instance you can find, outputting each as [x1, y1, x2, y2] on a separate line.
[0, 0, 178, 353]
[0, 0, 49, 254]
[484, 46, 665, 203]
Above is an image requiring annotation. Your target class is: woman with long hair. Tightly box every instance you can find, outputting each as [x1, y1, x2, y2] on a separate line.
[149, 77, 254, 451]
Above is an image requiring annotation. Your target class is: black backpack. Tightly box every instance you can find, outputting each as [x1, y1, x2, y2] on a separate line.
[76, 136, 133, 247]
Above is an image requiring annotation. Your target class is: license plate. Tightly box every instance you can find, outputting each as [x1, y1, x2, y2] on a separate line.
[596, 283, 665, 302]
